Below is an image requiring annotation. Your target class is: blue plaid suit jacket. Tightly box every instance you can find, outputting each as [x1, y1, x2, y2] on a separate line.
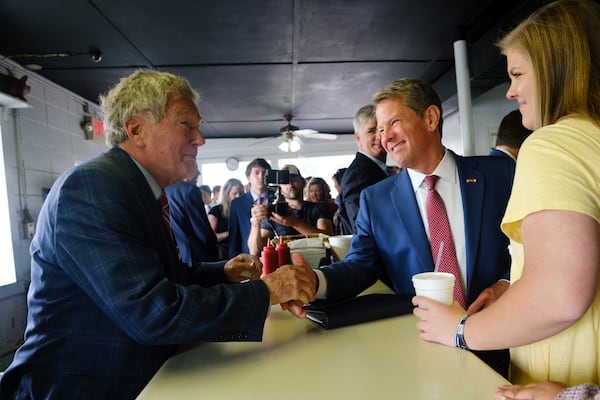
[0, 147, 270, 399]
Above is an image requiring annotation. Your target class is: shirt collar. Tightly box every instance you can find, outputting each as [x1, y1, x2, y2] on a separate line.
[130, 156, 162, 200]
[358, 151, 388, 174]
[251, 191, 267, 204]
[406, 148, 457, 192]
[493, 147, 517, 162]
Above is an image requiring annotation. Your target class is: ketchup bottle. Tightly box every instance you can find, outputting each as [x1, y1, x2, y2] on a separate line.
[261, 238, 277, 275]
[276, 240, 291, 267]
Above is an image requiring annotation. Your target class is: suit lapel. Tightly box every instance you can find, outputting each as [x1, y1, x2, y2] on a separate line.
[389, 171, 432, 271]
[108, 147, 185, 281]
[455, 155, 484, 290]
[357, 152, 388, 179]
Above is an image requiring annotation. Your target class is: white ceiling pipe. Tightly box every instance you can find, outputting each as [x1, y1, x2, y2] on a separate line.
[453, 39, 475, 156]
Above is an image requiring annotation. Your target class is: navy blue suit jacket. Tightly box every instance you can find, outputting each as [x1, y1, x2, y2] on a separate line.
[339, 152, 389, 234]
[228, 191, 255, 257]
[323, 152, 514, 306]
[0, 147, 270, 399]
[489, 147, 516, 163]
[165, 181, 219, 264]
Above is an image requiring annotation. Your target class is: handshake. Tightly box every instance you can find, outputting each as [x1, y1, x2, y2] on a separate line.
[227, 252, 317, 319]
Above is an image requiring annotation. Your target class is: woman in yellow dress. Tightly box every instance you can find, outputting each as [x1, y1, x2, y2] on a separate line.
[412, 0, 600, 394]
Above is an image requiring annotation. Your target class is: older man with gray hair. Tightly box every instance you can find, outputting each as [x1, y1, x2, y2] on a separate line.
[0, 70, 316, 400]
[339, 104, 390, 234]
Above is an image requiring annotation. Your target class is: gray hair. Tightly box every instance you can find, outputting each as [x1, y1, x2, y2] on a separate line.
[100, 70, 199, 146]
[353, 104, 376, 132]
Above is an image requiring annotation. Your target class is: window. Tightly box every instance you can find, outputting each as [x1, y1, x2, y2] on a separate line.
[277, 155, 354, 198]
[0, 124, 17, 286]
[199, 154, 354, 199]
[200, 160, 254, 194]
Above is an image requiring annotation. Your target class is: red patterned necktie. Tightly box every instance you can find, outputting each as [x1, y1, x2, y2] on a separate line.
[158, 191, 172, 238]
[424, 175, 466, 308]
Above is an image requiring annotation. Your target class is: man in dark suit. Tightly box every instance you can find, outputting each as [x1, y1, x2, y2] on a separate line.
[165, 170, 219, 264]
[228, 158, 271, 258]
[314, 78, 514, 377]
[0, 71, 316, 400]
[488, 109, 532, 162]
[339, 104, 389, 234]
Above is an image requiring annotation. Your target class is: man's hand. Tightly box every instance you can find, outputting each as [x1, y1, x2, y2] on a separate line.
[467, 280, 510, 314]
[251, 204, 269, 225]
[270, 211, 301, 228]
[262, 252, 316, 319]
[223, 254, 262, 282]
[280, 300, 308, 319]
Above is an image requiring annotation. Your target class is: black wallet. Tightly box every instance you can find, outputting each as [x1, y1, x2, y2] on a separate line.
[303, 293, 414, 330]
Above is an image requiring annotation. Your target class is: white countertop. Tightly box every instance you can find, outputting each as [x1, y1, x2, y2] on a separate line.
[138, 289, 509, 399]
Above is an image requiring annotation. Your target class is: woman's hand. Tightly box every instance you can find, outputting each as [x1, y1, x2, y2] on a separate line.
[412, 295, 466, 347]
[495, 381, 567, 400]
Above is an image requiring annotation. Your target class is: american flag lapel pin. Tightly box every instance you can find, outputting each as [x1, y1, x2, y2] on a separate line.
[465, 178, 478, 183]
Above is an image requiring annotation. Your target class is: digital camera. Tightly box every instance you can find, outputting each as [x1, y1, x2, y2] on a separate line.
[264, 169, 290, 216]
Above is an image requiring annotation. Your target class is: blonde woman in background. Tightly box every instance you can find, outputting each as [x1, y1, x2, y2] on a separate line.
[208, 178, 245, 260]
[305, 176, 338, 217]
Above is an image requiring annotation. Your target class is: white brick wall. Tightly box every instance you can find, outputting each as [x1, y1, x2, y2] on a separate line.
[0, 58, 106, 362]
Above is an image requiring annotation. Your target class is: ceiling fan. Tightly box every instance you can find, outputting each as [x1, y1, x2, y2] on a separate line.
[278, 114, 337, 152]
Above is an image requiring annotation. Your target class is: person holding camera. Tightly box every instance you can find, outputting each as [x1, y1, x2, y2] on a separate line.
[228, 158, 272, 257]
[247, 165, 334, 257]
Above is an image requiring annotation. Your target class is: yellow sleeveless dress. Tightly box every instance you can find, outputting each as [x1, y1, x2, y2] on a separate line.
[501, 117, 600, 385]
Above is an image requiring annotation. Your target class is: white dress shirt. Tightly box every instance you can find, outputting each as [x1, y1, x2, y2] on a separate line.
[315, 148, 467, 298]
[407, 149, 467, 293]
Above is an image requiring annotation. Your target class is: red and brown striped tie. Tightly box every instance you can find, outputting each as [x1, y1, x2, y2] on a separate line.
[158, 191, 172, 238]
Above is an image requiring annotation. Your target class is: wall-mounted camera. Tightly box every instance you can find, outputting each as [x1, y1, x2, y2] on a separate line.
[264, 169, 290, 216]
[89, 48, 103, 63]
[81, 115, 94, 140]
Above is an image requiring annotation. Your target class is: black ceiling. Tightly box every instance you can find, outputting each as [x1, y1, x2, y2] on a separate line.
[1, 0, 547, 139]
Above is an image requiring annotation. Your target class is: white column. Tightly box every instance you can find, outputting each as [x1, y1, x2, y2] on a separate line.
[453, 40, 475, 156]
[0, 115, 17, 285]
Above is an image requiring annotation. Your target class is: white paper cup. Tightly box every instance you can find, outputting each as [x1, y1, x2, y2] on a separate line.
[412, 272, 455, 305]
[328, 235, 353, 261]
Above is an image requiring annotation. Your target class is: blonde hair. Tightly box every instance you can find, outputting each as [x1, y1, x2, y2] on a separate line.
[219, 178, 244, 218]
[305, 177, 333, 203]
[100, 70, 199, 145]
[497, 0, 600, 129]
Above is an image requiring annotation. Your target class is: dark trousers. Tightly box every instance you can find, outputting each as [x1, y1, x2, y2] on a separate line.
[473, 348, 510, 379]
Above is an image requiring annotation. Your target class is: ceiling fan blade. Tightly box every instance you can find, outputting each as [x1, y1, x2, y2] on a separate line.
[248, 136, 277, 147]
[294, 129, 338, 140]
